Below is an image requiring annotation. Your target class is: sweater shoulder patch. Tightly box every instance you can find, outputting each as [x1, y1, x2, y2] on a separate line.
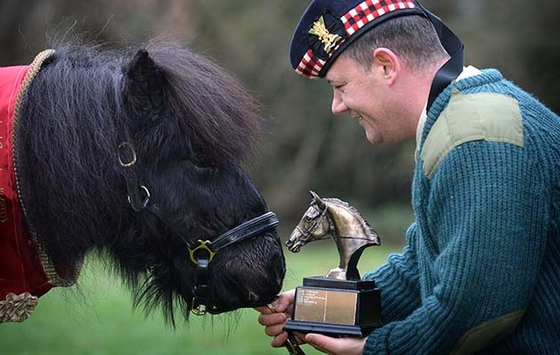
[450, 309, 525, 355]
[421, 90, 523, 179]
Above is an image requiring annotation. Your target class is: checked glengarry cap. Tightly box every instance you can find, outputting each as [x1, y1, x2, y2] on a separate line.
[289, 0, 426, 79]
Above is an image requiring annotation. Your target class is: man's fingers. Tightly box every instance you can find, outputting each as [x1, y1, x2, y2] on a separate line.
[271, 290, 295, 314]
[255, 290, 294, 315]
[271, 332, 289, 348]
[254, 290, 298, 350]
[305, 333, 367, 355]
[271, 331, 307, 348]
[258, 312, 288, 326]
[305, 333, 330, 353]
[264, 323, 286, 337]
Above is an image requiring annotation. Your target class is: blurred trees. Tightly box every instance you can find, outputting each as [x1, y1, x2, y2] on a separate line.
[2, 0, 559, 244]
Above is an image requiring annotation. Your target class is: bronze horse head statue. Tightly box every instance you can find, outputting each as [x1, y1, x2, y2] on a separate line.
[286, 191, 380, 280]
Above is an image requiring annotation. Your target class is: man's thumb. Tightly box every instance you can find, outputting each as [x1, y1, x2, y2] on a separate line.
[305, 333, 330, 352]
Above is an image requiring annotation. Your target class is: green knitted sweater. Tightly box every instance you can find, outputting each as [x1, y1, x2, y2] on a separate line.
[363, 69, 560, 354]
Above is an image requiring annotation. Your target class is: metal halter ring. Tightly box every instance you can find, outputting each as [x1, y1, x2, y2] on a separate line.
[127, 185, 151, 208]
[118, 142, 137, 167]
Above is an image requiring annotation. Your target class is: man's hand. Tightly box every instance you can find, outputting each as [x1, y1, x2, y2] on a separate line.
[305, 333, 367, 355]
[256, 289, 298, 347]
[256, 289, 367, 354]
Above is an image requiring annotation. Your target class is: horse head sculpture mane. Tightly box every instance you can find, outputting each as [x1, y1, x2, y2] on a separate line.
[286, 191, 380, 280]
[0, 42, 285, 324]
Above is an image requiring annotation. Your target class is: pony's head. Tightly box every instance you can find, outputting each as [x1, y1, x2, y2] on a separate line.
[15, 43, 285, 324]
[116, 47, 288, 320]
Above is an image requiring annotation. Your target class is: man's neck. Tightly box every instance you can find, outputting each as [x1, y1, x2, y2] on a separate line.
[415, 65, 482, 153]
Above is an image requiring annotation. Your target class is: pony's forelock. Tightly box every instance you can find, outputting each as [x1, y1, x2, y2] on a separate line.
[144, 43, 264, 163]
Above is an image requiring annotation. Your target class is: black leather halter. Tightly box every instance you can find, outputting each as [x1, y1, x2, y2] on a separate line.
[118, 142, 280, 315]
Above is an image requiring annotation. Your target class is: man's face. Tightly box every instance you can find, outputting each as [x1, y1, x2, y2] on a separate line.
[325, 55, 415, 144]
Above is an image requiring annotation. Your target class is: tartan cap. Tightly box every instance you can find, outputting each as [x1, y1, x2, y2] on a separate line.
[289, 0, 427, 78]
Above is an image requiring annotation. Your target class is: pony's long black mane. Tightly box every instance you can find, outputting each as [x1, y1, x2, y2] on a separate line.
[16, 41, 267, 305]
[134, 42, 263, 162]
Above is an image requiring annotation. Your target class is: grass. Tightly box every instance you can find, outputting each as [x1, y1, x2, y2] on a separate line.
[0, 243, 400, 355]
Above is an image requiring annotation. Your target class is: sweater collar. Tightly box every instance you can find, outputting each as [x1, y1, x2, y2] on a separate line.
[415, 65, 482, 155]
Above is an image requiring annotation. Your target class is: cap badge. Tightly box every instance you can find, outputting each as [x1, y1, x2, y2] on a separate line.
[309, 15, 342, 54]
[306, 11, 347, 61]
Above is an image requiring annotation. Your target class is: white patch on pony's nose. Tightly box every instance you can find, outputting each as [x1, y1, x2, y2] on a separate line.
[248, 291, 259, 303]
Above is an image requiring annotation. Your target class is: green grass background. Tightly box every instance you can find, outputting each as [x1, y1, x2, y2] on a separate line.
[0, 243, 399, 355]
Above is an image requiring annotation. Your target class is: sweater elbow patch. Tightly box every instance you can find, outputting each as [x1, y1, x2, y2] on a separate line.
[450, 309, 525, 355]
[421, 90, 524, 179]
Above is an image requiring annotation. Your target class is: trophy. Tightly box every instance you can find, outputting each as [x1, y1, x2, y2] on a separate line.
[284, 191, 382, 338]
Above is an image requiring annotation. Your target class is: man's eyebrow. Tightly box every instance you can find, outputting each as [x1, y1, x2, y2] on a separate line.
[326, 78, 342, 86]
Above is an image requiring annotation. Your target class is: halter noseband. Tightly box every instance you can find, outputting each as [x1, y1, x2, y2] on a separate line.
[118, 142, 280, 315]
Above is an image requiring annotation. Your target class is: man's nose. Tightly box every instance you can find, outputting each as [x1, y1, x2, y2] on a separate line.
[331, 91, 348, 115]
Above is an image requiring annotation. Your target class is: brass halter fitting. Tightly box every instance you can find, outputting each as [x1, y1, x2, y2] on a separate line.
[191, 300, 207, 316]
[188, 240, 215, 265]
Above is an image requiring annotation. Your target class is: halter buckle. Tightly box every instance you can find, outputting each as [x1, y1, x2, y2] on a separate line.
[188, 240, 215, 265]
[191, 298, 207, 316]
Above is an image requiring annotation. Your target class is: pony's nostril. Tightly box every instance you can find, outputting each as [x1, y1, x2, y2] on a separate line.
[248, 291, 259, 303]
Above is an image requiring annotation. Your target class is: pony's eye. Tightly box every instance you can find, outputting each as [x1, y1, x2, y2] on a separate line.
[192, 156, 216, 170]
[185, 156, 214, 171]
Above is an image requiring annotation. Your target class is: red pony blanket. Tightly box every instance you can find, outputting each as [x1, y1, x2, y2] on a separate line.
[0, 50, 59, 322]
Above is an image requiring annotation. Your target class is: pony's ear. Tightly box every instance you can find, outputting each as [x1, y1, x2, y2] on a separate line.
[122, 49, 166, 122]
[310, 191, 326, 209]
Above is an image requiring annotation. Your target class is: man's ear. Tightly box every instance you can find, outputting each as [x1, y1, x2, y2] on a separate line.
[372, 47, 400, 85]
[122, 49, 167, 125]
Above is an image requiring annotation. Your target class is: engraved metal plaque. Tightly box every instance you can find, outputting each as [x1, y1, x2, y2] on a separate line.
[284, 277, 381, 337]
[294, 288, 357, 325]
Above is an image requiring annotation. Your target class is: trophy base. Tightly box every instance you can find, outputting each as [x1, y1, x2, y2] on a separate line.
[284, 277, 382, 338]
[284, 320, 376, 337]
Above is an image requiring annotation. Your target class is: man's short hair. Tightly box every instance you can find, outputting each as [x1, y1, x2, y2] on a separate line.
[342, 15, 450, 71]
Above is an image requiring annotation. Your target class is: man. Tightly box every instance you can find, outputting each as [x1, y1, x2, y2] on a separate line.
[257, 0, 560, 354]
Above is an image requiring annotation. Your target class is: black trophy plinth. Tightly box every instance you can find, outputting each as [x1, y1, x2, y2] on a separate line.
[284, 277, 382, 337]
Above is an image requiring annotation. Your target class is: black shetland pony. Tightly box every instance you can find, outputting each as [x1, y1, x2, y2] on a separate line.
[1, 42, 285, 324]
